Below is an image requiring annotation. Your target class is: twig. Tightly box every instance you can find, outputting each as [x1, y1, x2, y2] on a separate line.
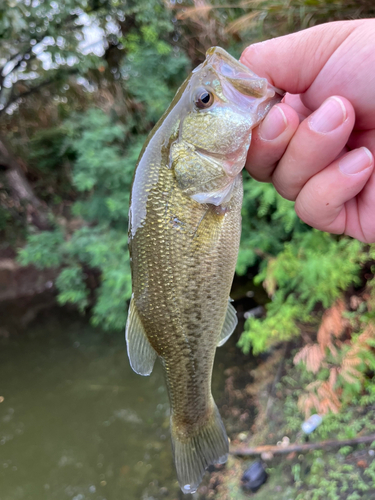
[230, 434, 375, 456]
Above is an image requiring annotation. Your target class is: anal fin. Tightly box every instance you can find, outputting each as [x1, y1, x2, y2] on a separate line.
[125, 298, 157, 376]
[217, 299, 238, 347]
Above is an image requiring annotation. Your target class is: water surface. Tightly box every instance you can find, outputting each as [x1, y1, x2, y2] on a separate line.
[0, 305, 238, 500]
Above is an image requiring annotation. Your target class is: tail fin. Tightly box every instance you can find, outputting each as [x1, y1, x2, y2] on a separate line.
[171, 402, 228, 494]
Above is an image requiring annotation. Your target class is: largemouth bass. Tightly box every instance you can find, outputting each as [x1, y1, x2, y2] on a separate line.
[126, 47, 282, 494]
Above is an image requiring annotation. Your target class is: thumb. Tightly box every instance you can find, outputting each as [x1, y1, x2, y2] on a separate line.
[240, 20, 362, 95]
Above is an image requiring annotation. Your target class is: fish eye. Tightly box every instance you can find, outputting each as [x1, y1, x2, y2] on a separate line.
[195, 89, 213, 109]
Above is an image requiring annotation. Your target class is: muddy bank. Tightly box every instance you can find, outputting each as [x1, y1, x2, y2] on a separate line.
[0, 258, 57, 303]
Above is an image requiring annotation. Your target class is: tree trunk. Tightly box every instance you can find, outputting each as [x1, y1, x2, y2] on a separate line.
[0, 138, 52, 230]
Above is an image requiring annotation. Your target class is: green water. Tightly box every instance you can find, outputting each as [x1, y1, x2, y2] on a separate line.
[0, 306, 235, 500]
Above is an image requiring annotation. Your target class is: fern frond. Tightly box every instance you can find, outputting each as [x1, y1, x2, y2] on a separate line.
[294, 344, 325, 374]
[317, 299, 347, 349]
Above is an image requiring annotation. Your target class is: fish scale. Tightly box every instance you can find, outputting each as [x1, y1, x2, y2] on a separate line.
[126, 46, 283, 493]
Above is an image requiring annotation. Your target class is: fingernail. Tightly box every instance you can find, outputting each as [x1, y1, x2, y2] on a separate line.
[259, 105, 287, 141]
[309, 97, 346, 133]
[339, 147, 373, 175]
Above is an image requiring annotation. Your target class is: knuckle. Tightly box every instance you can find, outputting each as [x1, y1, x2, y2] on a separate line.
[245, 163, 275, 183]
[295, 198, 314, 226]
[273, 177, 298, 201]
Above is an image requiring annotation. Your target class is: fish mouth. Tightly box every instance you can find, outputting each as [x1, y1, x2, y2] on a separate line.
[205, 46, 285, 100]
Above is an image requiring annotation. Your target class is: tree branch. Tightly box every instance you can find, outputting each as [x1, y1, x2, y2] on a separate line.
[230, 434, 375, 456]
[0, 67, 79, 116]
[1, 79, 52, 115]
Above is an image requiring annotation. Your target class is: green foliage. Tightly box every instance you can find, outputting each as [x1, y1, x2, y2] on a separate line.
[27, 127, 76, 201]
[294, 434, 375, 500]
[18, 229, 65, 269]
[29, 128, 72, 174]
[67, 227, 131, 329]
[7, 0, 375, 341]
[18, 109, 135, 329]
[258, 232, 363, 309]
[0, 193, 26, 244]
[13, 0, 191, 331]
[236, 179, 303, 273]
[68, 109, 134, 220]
[123, 46, 190, 124]
[271, 361, 375, 500]
[238, 176, 369, 354]
[56, 266, 89, 313]
[0, 0, 98, 112]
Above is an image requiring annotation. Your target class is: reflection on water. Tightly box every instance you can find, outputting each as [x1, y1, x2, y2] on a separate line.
[0, 306, 235, 500]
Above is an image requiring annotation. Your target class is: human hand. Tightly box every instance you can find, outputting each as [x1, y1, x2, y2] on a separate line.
[240, 19, 375, 243]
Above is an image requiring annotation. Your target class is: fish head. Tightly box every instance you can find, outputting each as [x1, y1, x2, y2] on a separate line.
[177, 46, 283, 178]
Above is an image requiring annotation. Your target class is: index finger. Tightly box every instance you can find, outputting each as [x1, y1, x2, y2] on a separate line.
[240, 21, 361, 96]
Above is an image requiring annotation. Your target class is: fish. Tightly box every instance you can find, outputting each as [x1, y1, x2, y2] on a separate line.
[126, 46, 283, 494]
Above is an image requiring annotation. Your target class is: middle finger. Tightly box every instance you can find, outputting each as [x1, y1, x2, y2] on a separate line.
[272, 96, 355, 200]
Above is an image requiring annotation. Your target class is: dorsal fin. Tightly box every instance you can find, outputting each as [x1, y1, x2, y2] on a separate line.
[125, 299, 157, 376]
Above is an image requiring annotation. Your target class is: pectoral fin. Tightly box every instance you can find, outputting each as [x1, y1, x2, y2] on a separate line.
[217, 300, 238, 347]
[125, 299, 157, 376]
